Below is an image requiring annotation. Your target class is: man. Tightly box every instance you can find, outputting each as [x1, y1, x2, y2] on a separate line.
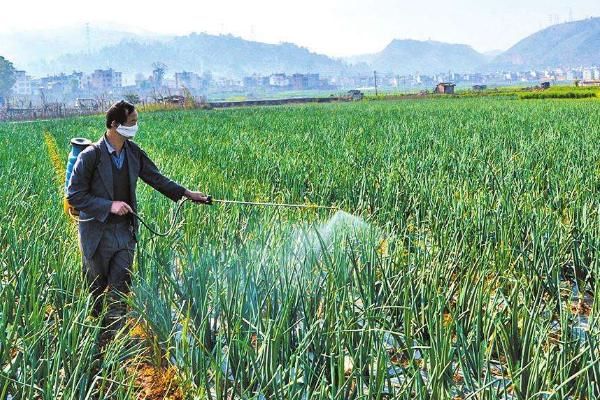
[67, 100, 210, 346]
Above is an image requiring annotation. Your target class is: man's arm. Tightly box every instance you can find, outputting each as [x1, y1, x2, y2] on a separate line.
[138, 147, 211, 204]
[138, 147, 187, 201]
[66, 149, 113, 222]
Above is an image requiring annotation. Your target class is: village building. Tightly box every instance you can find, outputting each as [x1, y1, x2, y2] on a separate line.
[576, 80, 600, 87]
[174, 71, 208, 93]
[243, 74, 266, 89]
[87, 68, 122, 93]
[434, 83, 456, 94]
[269, 73, 289, 88]
[12, 70, 33, 96]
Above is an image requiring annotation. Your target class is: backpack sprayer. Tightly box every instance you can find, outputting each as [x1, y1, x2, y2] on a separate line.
[64, 138, 338, 237]
[64, 137, 93, 217]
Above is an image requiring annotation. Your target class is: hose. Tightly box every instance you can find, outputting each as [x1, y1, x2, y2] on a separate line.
[130, 197, 192, 237]
[68, 208, 95, 223]
[68, 198, 194, 237]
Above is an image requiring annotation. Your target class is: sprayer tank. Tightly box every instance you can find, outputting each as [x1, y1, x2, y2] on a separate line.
[65, 138, 92, 193]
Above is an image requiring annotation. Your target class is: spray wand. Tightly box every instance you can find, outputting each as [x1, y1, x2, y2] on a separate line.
[210, 197, 338, 210]
[70, 195, 339, 237]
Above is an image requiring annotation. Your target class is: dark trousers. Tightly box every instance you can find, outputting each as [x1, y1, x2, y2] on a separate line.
[82, 221, 136, 341]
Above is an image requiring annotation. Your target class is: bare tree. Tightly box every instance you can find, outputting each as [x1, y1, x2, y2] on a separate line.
[39, 89, 48, 110]
[152, 62, 168, 88]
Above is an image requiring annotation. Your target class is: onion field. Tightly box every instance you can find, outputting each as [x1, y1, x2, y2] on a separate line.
[2, 98, 600, 399]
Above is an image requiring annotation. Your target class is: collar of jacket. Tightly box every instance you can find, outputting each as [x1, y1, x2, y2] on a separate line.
[104, 132, 124, 156]
[95, 135, 140, 201]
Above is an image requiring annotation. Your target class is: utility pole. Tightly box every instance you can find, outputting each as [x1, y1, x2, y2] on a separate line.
[374, 70, 378, 96]
[85, 23, 91, 55]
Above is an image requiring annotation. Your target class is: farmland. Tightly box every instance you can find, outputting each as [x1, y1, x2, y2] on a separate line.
[1, 98, 600, 399]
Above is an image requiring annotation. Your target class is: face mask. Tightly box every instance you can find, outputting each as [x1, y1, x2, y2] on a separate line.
[116, 123, 138, 139]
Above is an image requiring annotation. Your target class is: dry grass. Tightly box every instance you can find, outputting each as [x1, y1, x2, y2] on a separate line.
[127, 363, 184, 400]
[43, 131, 65, 187]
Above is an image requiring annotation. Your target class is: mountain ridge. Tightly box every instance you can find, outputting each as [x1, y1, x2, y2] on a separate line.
[20, 32, 360, 79]
[490, 17, 600, 70]
[348, 39, 488, 74]
[3, 18, 600, 78]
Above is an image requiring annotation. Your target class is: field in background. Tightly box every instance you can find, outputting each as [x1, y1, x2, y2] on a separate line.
[2, 98, 600, 399]
[466, 85, 600, 100]
[363, 84, 600, 102]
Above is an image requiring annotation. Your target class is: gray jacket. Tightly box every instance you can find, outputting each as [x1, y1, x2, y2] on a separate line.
[66, 135, 186, 259]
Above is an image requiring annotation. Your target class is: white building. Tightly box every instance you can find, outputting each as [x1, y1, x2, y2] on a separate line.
[87, 68, 122, 92]
[12, 70, 32, 96]
[175, 71, 204, 91]
[269, 73, 289, 87]
[583, 68, 593, 81]
[566, 70, 574, 81]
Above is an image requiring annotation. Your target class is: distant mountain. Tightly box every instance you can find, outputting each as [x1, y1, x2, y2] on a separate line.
[7, 31, 355, 79]
[7, 18, 600, 79]
[483, 50, 504, 60]
[347, 39, 488, 74]
[0, 25, 167, 75]
[490, 17, 600, 70]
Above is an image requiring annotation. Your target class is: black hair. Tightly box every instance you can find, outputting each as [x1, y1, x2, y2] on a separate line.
[105, 100, 136, 129]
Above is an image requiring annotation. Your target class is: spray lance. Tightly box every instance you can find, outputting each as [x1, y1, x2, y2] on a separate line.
[64, 138, 338, 237]
[129, 197, 338, 237]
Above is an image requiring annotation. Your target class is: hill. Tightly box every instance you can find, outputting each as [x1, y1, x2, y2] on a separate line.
[0, 25, 166, 75]
[8, 30, 355, 79]
[490, 17, 600, 70]
[347, 39, 487, 74]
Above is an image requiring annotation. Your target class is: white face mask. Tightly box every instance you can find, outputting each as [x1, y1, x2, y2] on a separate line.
[116, 123, 138, 139]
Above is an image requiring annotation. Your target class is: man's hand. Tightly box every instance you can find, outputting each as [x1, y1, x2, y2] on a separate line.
[184, 189, 212, 204]
[111, 201, 133, 215]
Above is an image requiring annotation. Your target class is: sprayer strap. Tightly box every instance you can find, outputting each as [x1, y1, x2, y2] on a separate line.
[93, 144, 101, 170]
[85, 143, 101, 183]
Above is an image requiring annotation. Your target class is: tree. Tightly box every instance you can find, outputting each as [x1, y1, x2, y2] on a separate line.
[0, 56, 17, 105]
[124, 93, 140, 104]
[151, 62, 167, 87]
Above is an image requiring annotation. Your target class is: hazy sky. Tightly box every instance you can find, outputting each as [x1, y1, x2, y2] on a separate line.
[1, 0, 599, 56]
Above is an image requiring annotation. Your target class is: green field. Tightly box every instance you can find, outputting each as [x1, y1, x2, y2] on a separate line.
[2, 98, 600, 399]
